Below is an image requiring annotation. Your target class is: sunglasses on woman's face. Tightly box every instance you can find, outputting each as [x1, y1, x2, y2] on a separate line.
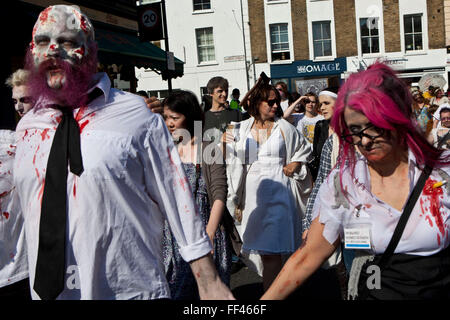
[267, 99, 278, 107]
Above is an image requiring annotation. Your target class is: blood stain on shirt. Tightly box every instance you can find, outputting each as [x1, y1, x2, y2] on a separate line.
[40, 128, 50, 141]
[32, 145, 40, 165]
[422, 178, 446, 243]
[75, 106, 87, 122]
[79, 120, 89, 134]
[38, 179, 45, 205]
[167, 147, 188, 192]
[33, 145, 41, 179]
[425, 215, 434, 227]
[73, 178, 77, 197]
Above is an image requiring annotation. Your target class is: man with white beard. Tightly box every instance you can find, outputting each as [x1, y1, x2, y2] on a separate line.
[15, 5, 234, 300]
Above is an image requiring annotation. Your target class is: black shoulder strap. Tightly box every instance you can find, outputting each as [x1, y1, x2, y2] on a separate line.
[378, 165, 433, 269]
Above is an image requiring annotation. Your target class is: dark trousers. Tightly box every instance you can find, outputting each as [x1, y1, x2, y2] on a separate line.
[0, 278, 31, 300]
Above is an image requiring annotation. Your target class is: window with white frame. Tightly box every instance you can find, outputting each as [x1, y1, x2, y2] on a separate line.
[196, 27, 215, 63]
[193, 0, 211, 11]
[312, 21, 332, 58]
[404, 14, 423, 51]
[360, 17, 380, 54]
[270, 23, 290, 61]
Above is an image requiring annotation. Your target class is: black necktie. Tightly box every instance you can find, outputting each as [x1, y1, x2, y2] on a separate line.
[33, 107, 84, 300]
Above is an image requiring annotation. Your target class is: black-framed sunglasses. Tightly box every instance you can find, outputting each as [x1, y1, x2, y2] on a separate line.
[342, 124, 386, 145]
[267, 99, 278, 107]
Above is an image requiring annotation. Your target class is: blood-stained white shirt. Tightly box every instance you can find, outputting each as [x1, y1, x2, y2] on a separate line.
[312, 150, 450, 256]
[0, 130, 28, 287]
[14, 73, 212, 300]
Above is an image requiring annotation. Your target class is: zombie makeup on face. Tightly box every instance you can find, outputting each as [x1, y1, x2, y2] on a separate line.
[33, 32, 85, 67]
[25, 5, 97, 107]
[12, 85, 34, 117]
[30, 6, 94, 69]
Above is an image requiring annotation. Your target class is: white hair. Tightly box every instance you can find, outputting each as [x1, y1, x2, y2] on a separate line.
[5, 69, 30, 88]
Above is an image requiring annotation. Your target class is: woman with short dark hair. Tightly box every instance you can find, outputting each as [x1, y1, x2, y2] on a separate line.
[162, 90, 232, 299]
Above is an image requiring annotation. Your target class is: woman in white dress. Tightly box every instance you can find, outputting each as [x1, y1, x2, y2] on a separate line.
[225, 79, 312, 291]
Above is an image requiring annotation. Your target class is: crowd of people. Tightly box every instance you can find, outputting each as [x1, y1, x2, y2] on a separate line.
[1, 4, 449, 301]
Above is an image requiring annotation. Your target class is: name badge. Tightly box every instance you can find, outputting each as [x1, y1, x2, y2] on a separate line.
[344, 224, 372, 250]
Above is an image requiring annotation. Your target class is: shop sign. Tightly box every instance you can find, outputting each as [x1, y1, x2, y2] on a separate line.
[382, 57, 407, 70]
[270, 57, 347, 79]
[296, 61, 343, 75]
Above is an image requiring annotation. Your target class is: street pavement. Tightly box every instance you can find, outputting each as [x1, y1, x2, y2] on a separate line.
[230, 261, 264, 300]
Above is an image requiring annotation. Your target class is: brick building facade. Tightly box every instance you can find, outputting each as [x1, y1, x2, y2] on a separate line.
[248, 0, 449, 94]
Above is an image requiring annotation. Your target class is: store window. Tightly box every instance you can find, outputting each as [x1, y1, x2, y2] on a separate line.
[360, 17, 380, 54]
[196, 27, 215, 63]
[312, 21, 332, 58]
[404, 14, 423, 51]
[193, 0, 211, 11]
[270, 23, 290, 61]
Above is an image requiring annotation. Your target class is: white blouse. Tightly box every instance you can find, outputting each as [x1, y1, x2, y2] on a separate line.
[14, 73, 212, 299]
[312, 150, 450, 256]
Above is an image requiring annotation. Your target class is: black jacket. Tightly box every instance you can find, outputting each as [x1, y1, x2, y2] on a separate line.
[309, 119, 330, 181]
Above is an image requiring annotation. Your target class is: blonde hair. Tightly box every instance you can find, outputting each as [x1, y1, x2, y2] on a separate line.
[5, 69, 30, 88]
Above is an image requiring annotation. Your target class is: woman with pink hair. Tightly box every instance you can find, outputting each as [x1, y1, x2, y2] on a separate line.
[261, 62, 450, 300]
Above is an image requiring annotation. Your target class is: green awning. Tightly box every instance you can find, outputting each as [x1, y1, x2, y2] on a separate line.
[95, 27, 184, 79]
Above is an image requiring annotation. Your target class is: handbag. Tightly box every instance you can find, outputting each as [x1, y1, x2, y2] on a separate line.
[357, 165, 432, 300]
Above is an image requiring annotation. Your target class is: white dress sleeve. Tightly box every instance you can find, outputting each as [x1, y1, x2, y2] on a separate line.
[142, 115, 212, 263]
